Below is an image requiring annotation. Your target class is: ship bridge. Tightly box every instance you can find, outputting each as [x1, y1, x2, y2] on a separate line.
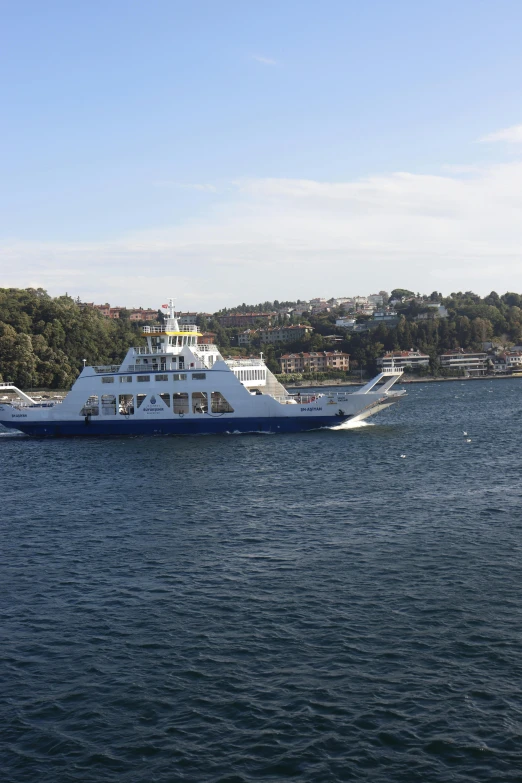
[143, 323, 201, 351]
[122, 299, 223, 372]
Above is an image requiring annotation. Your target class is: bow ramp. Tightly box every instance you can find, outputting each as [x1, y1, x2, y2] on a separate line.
[337, 367, 405, 423]
[353, 367, 405, 395]
[0, 383, 36, 405]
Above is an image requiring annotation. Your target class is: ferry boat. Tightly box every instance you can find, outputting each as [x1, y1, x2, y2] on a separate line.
[0, 301, 405, 437]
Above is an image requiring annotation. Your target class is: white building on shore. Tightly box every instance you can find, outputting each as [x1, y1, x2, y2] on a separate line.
[438, 350, 488, 376]
[377, 350, 430, 370]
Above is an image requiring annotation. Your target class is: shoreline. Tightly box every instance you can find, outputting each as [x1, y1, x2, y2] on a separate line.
[3, 375, 520, 397]
[283, 374, 521, 389]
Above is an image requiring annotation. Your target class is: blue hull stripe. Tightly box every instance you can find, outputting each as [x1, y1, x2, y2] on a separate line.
[0, 415, 349, 437]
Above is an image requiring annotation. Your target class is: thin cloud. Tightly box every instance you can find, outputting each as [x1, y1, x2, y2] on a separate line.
[251, 55, 278, 66]
[6, 122, 522, 306]
[4, 158, 522, 307]
[478, 124, 522, 143]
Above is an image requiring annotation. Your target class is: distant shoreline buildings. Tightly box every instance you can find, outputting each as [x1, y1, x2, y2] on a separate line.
[74, 292, 522, 379]
[78, 301, 158, 321]
[279, 351, 350, 374]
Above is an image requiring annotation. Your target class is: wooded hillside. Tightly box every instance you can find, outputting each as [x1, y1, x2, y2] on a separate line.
[0, 289, 144, 388]
[1, 288, 522, 388]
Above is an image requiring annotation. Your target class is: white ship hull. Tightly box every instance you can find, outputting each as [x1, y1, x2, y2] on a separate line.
[0, 367, 405, 436]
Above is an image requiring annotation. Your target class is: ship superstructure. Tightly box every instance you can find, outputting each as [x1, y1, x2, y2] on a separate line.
[0, 300, 406, 436]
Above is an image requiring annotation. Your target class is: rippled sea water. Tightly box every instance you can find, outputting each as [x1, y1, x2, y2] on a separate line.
[2, 379, 522, 782]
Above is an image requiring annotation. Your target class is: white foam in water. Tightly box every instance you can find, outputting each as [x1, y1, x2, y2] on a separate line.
[329, 419, 375, 431]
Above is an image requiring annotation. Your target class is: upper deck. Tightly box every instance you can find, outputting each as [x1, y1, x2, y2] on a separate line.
[143, 324, 201, 336]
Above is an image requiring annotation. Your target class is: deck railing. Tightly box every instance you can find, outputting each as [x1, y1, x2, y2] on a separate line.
[379, 366, 405, 374]
[125, 365, 166, 373]
[226, 359, 266, 368]
[93, 365, 121, 374]
[195, 344, 218, 352]
[143, 324, 199, 334]
[134, 346, 170, 355]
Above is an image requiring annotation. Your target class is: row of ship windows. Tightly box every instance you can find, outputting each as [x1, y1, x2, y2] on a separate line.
[101, 373, 204, 383]
[234, 369, 266, 381]
[81, 391, 234, 416]
[150, 335, 198, 346]
[101, 370, 266, 384]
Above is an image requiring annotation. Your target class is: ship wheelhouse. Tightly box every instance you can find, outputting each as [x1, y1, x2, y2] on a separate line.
[127, 299, 221, 373]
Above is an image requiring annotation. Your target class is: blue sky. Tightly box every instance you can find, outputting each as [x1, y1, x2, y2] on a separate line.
[2, 0, 522, 307]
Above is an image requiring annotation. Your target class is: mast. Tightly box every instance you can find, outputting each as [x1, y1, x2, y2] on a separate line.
[165, 298, 180, 332]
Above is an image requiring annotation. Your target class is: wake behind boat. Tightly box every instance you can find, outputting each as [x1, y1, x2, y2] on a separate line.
[0, 301, 405, 437]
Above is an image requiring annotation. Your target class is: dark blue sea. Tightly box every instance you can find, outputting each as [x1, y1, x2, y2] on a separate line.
[2, 379, 522, 782]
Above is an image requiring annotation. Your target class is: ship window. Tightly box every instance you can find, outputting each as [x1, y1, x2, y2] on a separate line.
[192, 391, 207, 414]
[192, 373, 206, 380]
[211, 392, 234, 413]
[173, 392, 189, 414]
[101, 394, 116, 415]
[120, 376, 132, 383]
[173, 373, 187, 381]
[119, 394, 134, 415]
[80, 395, 99, 416]
[137, 375, 150, 382]
[155, 374, 168, 381]
[102, 376, 114, 383]
[136, 393, 146, 408]
[159, 392, 170, 407]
